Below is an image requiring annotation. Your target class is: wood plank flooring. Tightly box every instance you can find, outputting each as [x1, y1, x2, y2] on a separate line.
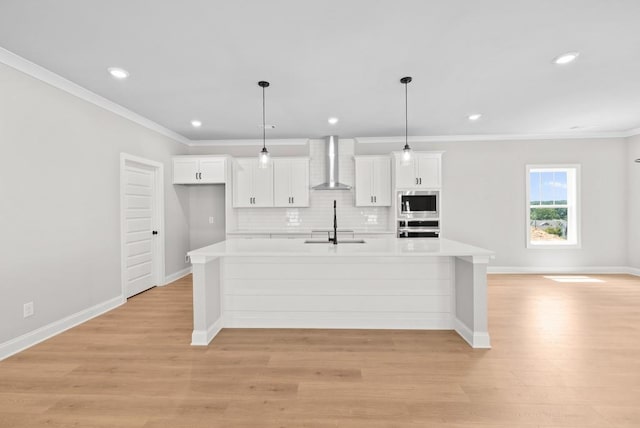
[1, 273, 639, 427]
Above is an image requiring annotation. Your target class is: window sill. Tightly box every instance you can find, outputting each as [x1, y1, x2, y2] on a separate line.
[527, 242, 581, 250]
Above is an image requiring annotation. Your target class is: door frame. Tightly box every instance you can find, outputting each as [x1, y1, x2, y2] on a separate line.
[120, 153, 166, 298]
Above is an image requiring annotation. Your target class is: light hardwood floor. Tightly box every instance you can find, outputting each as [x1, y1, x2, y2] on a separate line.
[1, 274, 639, 427]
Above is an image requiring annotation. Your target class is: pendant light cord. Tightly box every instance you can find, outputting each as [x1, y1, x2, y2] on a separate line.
[262, 85, 266, 150]
[405, 81, 408, 147]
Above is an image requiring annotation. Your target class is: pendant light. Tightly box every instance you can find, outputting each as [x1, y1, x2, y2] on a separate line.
[400, 76, 412, 165]
[258, 80, 271, 168]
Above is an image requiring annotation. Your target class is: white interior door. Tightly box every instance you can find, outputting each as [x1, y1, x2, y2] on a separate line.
[122, 155, 164, 298]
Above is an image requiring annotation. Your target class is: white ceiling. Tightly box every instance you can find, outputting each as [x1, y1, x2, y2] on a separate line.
[1, 0, 640, 141]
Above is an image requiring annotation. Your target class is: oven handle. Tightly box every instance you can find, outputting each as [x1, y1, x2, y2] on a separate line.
[397, 227, 440, 233]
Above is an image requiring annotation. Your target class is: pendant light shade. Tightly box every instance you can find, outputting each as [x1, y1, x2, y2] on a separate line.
[258, 81, 270, 168]
[400, 76, 412, 166]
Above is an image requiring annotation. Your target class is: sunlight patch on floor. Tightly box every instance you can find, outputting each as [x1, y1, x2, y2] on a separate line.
[543, 275, 605, 283]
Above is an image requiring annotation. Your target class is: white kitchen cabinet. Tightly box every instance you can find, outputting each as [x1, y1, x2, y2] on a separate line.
[273, 158, 310, 207]
[173, 156, 226, 184]
[354, 156, 391, 206]
[394, 152, 442, 189]
[232, 158, 274, 207]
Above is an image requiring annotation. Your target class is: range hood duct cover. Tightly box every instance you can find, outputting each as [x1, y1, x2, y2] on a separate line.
[313, 135, 352, 190]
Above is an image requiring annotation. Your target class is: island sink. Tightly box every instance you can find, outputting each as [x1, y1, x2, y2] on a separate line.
[304, 239, 366, 244]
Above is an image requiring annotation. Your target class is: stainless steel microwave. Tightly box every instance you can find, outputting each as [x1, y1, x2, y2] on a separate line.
[397, 190, 439, 219]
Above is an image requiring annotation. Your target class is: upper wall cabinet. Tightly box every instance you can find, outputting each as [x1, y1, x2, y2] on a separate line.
[354, 156, 391, 207]
[273, 158, 310, 207]
[233, 158, 274, 208]
[394, 152, 442, 189]
[173, 156, 226, 184]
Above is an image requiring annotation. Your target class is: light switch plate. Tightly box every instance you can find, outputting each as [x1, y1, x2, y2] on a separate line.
[23, 302, 34, 318]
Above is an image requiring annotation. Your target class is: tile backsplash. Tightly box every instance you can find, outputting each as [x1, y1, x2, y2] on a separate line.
[234, 139, 391, 231]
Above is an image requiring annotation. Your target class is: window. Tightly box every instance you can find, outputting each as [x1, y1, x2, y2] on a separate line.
[526, 165, 580, 248]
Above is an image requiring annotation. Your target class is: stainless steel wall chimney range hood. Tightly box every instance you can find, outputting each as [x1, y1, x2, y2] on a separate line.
[312, 136, 352, 190]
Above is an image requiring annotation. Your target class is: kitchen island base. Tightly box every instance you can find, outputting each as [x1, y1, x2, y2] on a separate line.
[189, 239, 492, 348]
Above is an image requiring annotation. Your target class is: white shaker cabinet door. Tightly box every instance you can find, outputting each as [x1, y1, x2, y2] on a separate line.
[233, 159, 255, 207]
[416, 155, 440, 188]
[355, 158, 375, 206]
[251, 161, 274, 207]
[198, 158, 226, 183]
[273, 159, 292, 207]
[372, 157, 391, 206]
[355, 156, 391, 206]
[394, 152, 442, 189]
[173, 158, 200, 184]
[395, 157, 418, 188]
[289, 159, 309, 207]
[273, 158, 309, 207]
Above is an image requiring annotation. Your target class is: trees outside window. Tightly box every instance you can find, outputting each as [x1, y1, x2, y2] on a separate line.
[526, 165, 580, 248]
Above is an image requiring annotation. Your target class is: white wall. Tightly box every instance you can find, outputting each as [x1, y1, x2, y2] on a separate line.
[628, 135, 640, 269]
[0, 62, 190, 345]
[359, 138, 628, 269]
[189, 184, 226, 250]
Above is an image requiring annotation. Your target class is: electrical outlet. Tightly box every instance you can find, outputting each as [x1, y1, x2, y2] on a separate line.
[23, 302, 34, 318]
[185, 255, 190, 263]
[208, 216, 214, 224]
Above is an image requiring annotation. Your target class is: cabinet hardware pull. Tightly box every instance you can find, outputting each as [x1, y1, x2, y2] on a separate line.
[416, 178, 419, 185]
[196, 172, 199, 180]
[292, 197, 294, 204]
[374, 196, 377, 203]
[419, 177, 422, 185]
[200, 172, 202, 180]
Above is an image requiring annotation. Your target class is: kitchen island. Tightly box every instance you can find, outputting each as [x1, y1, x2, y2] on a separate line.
[187, 238, 493, 348]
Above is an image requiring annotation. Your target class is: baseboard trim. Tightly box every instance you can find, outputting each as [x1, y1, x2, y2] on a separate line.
[163, 267, 192, 285]
[454, 318, 491, 349]
[627, 267, 640, 277]
[0, 295, 125, 361]
[191, 317, 224, 346]
[488, 266, 638, 276]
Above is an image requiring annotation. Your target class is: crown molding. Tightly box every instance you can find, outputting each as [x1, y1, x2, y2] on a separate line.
[355, 131, 634, 144]
[0, 47, 190, 145]
[188, 138, 309, 147]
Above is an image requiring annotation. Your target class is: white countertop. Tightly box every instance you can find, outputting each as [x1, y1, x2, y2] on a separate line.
[227, 229, 395, 235]
[188, 237, 493, 259]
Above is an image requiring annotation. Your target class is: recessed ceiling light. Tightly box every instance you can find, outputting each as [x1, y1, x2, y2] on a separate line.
[328, 117, 339, 125]
[468, 114, 482, 121]
[553, 52, 580, 65]
[107, 67, 129, 79]
[191, 120, 202, 128]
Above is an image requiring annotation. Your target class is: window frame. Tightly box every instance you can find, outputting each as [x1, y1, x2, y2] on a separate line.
[525, 164, 581, 249]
